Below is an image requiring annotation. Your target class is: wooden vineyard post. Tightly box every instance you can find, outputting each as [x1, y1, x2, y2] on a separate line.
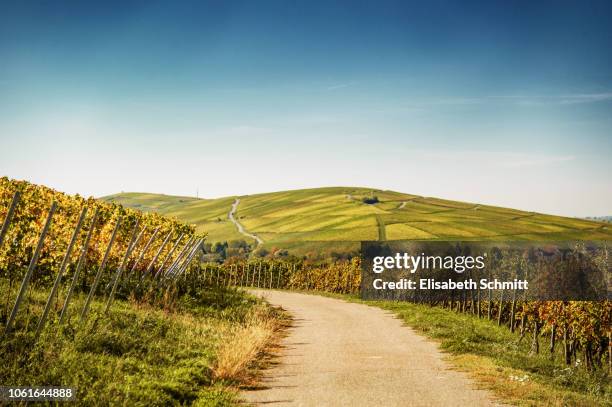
[497, 289, 505, 326]
[35, 206, 88, 338]
[173, 239, 202, 279]
[216, 266, 220, 286]
[4, 201, 57, 335]
[165, 239, 197, 280]
[277, 264, 282, 288]
[245, 264, 251, 287]
[143, 230, 173, 279]
[269, 263, 274, 289]
[155, 233, 184, 279]
[260, 264, 264, 288]
[59, 208, 99, 324]
[0, 191, 20, 250]
[165, 237, 194, 277]
[129, 227, 159, 277]
[257, 262, 262, 287]
[123, 226, 146, 279]
[476, 278, 481, 318]
[104, 220, 142, 313]
[251, 263, 256, 286]
[170, 239, 200, 279]
[80, 215, 122, 322]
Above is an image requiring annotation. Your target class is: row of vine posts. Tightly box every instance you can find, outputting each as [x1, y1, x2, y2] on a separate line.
[0, 191, 204, 341]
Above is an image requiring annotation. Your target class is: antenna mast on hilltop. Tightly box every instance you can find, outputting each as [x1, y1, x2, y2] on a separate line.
[196, 187, 199, 198]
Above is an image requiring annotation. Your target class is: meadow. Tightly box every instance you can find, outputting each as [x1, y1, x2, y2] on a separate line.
[104, 187, 611, 257]
[0, 279, 283, 406]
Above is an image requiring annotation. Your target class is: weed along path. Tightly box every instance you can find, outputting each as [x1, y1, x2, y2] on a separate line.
[243, 290, 505, 407]
[229, 198, 263, 245]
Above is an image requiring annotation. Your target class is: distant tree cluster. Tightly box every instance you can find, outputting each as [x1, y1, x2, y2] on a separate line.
[202, 239, 253, 262]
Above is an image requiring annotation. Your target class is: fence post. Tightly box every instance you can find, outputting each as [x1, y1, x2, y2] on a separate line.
[104, 220, 142, 313]
[155, 233, 184, 279]
[166, 239, 197, 280]
[143, 230, 173, 279]
[257, 262, 262, 287]
[80, 215, 122, 322]
[59, 208, 99, 324]
[277, 264, 282, 288]
[164, 237, 194, 277]
[129, 226, 159, 276]
[35, 206, 87, 338]
[172, 239, 202, 279]
[0, 191, 20, 250]
[5, 201, 57, 335]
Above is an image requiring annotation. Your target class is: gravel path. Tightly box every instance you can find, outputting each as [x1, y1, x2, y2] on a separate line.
[242, 290, 505, 407]
[228, 198, 263, 245]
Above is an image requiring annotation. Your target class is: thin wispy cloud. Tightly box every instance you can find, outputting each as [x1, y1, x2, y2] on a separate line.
[419, 150, 576, 169]
[422, 93, 612, 107]
[326, 82, 356, 91]
[557, 93, 612, 105]
[501, 154, 575, 168]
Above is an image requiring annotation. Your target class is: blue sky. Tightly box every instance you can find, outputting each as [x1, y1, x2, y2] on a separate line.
[0, 0, 610, 216]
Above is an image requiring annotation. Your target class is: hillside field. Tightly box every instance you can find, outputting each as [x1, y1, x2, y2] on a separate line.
[103, 187, 611, 255]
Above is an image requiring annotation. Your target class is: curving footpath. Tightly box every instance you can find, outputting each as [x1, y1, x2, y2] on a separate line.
[243, 290, 506, 407]
[229, 198, 263, 245]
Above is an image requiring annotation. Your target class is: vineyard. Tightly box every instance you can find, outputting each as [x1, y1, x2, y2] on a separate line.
[0, 177, 209, 335]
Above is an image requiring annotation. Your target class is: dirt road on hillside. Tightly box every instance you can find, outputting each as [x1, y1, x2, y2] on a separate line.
[229, 198, 263, 245]
[242, 290, 505, 407]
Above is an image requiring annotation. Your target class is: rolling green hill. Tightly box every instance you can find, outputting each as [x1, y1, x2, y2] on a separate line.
[103, 187, 611, 256]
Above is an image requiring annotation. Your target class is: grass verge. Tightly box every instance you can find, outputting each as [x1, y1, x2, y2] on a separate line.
[0, 283, 284, 406]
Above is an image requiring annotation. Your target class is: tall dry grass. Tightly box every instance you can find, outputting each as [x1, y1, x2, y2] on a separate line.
[213, 304, 279, 381]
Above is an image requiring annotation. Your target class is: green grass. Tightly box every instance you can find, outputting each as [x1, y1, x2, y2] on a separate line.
[104, 192, 244, 243]
[0, 282, 282, 406]
[103, 187, 611, 256]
